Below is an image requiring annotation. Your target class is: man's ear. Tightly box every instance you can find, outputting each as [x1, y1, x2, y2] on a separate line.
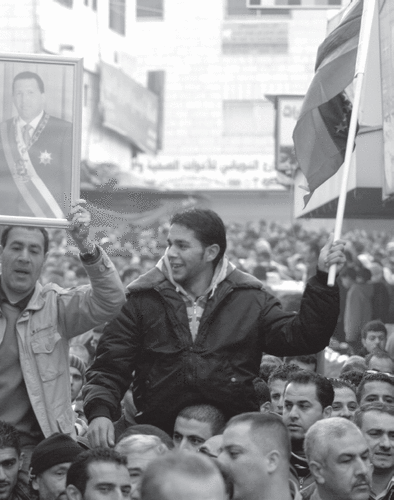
[18, 453, 24, 471]
[361, 338, 367, 348]
[31, 476, 39, 492]
[205, 244, 220, 264]
[323, 406, 332, 418]
[260, 401, 272, 413]
[309, 460, 325, 484]
[66, 485, 83, 500]
[266, 450, 280, 473]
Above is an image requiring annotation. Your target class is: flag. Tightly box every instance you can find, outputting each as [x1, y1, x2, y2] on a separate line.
[292, 0, 363, 206]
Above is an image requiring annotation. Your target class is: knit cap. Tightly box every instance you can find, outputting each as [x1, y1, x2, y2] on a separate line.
[30, 433, 83, 476]
[69, 354, 86, 382]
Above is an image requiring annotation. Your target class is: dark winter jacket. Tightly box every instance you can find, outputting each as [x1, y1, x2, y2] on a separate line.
[83, 263, 340, 427]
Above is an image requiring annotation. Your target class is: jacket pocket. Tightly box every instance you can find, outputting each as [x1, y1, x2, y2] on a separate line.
[31, 327, 65, 381]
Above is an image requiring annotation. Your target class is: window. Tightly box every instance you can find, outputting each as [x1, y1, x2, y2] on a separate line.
[54, 0, 73, 8]
[109, 0, 126, 35]
[223, 100, 274, 137]
[137, 0, 164, 20]
[227, 0, 342, 16]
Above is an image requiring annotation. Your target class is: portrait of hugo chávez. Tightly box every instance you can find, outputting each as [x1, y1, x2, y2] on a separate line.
[0, 70, 73, 218]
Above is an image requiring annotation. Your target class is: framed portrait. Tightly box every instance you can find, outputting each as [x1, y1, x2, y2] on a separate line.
[0, 52, 83, 228]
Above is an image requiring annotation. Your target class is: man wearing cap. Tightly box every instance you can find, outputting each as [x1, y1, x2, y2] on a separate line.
[30, 433, 83, 500]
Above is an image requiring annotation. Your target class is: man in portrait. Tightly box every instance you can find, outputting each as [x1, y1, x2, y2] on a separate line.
[0, 70, 72, 218]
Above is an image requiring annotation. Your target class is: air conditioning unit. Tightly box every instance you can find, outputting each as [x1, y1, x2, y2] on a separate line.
[246, 0, 276, 8]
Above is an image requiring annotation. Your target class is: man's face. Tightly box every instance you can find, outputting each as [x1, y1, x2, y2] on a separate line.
[173, 417, 213, 452]
[360, 381, 394, 405]
[161, 471, 226, 500]
[0, 227, 46, 302]
[13, 78, 45, 122]
[0, 448, 21, 500]
[123, 449, 159, 500]
[368, 357, 394, 374]
[218, 422, 268, 500]
[331, 387, 358, 421]
[315, 429, 371, 500]
[166, 224, 215, 289]
[33, 463, 72, 500]
[269, 378, 286, 415]
[79, 462, 131, 500]
[362, 331, 387, 354]
[283, 382, 327, 443]
[70, 367, 83, 402]
[360, 411, 394, 471]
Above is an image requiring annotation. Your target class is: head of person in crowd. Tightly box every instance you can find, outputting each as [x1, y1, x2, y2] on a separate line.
[329, 378, 358, 421]
[66, 447, 131, 500]
[340, 356, 368, 376]
[115, 434, 168, 500]
[361, 320, 388, 355]
[30, 433, 83, 500]
[89, 324, 106, 353]
[354, 402, 394, 496]
[340, 266, 358, 290]
[252, 377, 271, 412]
[116, 424, 173, 451]
[340, 369, 366, 389]
[140, 449, 227, 500]
[267, 363, 301, 416]
[259, 354, 282, 383]
[365, 349, 394, 375]
[166, 209, 227, 291]
[357, 372, 394, 407]
[173, 404, 226, 452]
[198, 434, 223, 460]
[304, 417, 371, 500]
[69, 354, 86, 403]
[284, 354, 317, 372]
[0, 421, 23, 500]
[0, 225, 49, 303]
[12, 72, 46, 123]
[69, 345, 91, 367]
[218, 412, 294, 500]
[283, 370, 334, 451]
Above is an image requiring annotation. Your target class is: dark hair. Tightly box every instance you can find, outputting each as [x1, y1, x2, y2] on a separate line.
[0, 421, 20, 455]
[1, 225, 49, 255]
[226, 412, 291, 460]
[66, 447, 127, 495]
[361, 320, 387, 339]
[284, 354, 317, 370]
[177, 404, 226, 436]
[354, 402, 394, 428]
[253, 377, 271, 405]
[329, 378, 357, 395]
[340, 267, 357, 281]
[339, 369, 365, 389]
[170, 209, 226, 267]
[268, 363, 301, 387]
[285, 370, 334, 409]
[356, 372, 394, 403]
[13, 71, 45, 93]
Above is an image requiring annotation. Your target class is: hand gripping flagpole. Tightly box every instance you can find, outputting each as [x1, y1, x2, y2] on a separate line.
[328, 0, 377, 286]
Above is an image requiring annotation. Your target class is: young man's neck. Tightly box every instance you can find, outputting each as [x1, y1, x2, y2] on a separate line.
[372, 466, 394, 495]
[182, 267, 215, 299]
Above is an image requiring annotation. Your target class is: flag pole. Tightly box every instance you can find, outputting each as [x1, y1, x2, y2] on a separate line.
[327, 0, 376, 286]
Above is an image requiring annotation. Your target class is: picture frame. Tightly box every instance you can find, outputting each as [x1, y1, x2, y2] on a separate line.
[0, 52, 83, 228]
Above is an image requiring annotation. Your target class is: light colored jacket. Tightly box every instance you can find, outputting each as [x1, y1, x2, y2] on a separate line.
[1, 247, 125, 438]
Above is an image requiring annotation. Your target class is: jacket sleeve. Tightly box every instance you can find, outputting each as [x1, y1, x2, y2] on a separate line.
[56, 247, 125, 339]
[82, 295, 141, 423]
[260, 270, 340, 356]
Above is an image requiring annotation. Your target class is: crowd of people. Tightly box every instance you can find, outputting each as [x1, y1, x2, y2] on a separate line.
[2, 202, 394, 500]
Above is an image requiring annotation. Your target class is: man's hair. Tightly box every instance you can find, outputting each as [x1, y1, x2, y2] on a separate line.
[339, 369, 366, 389]
[259, 354, 282, 382]
[329, 378, 357, 395]
[0, 421, 20, 455]
[170, 209, 226, 267]
[285, 370, 334, 409]
[226, 412, 291, 461]
[304, 417, 361, 464]
[141, 450, 224, 500]
[365, 348, 393, 367]
[340, 266, 357, 280]
[284, 354, 317, 370]
[66, 447, 127, 495]
[1, 225, 49, 255]
[13, 71, 45, 93]
[339, 356, 367, 375]
[177, 404, 226, 436]
[115, 434, 168, 457]
[268, 363, 301, 388]
[354, 401, 394, 429]
[361, 320, 387, 339]
[253, 377, 271, 405]
[356, 372, 394, 403]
